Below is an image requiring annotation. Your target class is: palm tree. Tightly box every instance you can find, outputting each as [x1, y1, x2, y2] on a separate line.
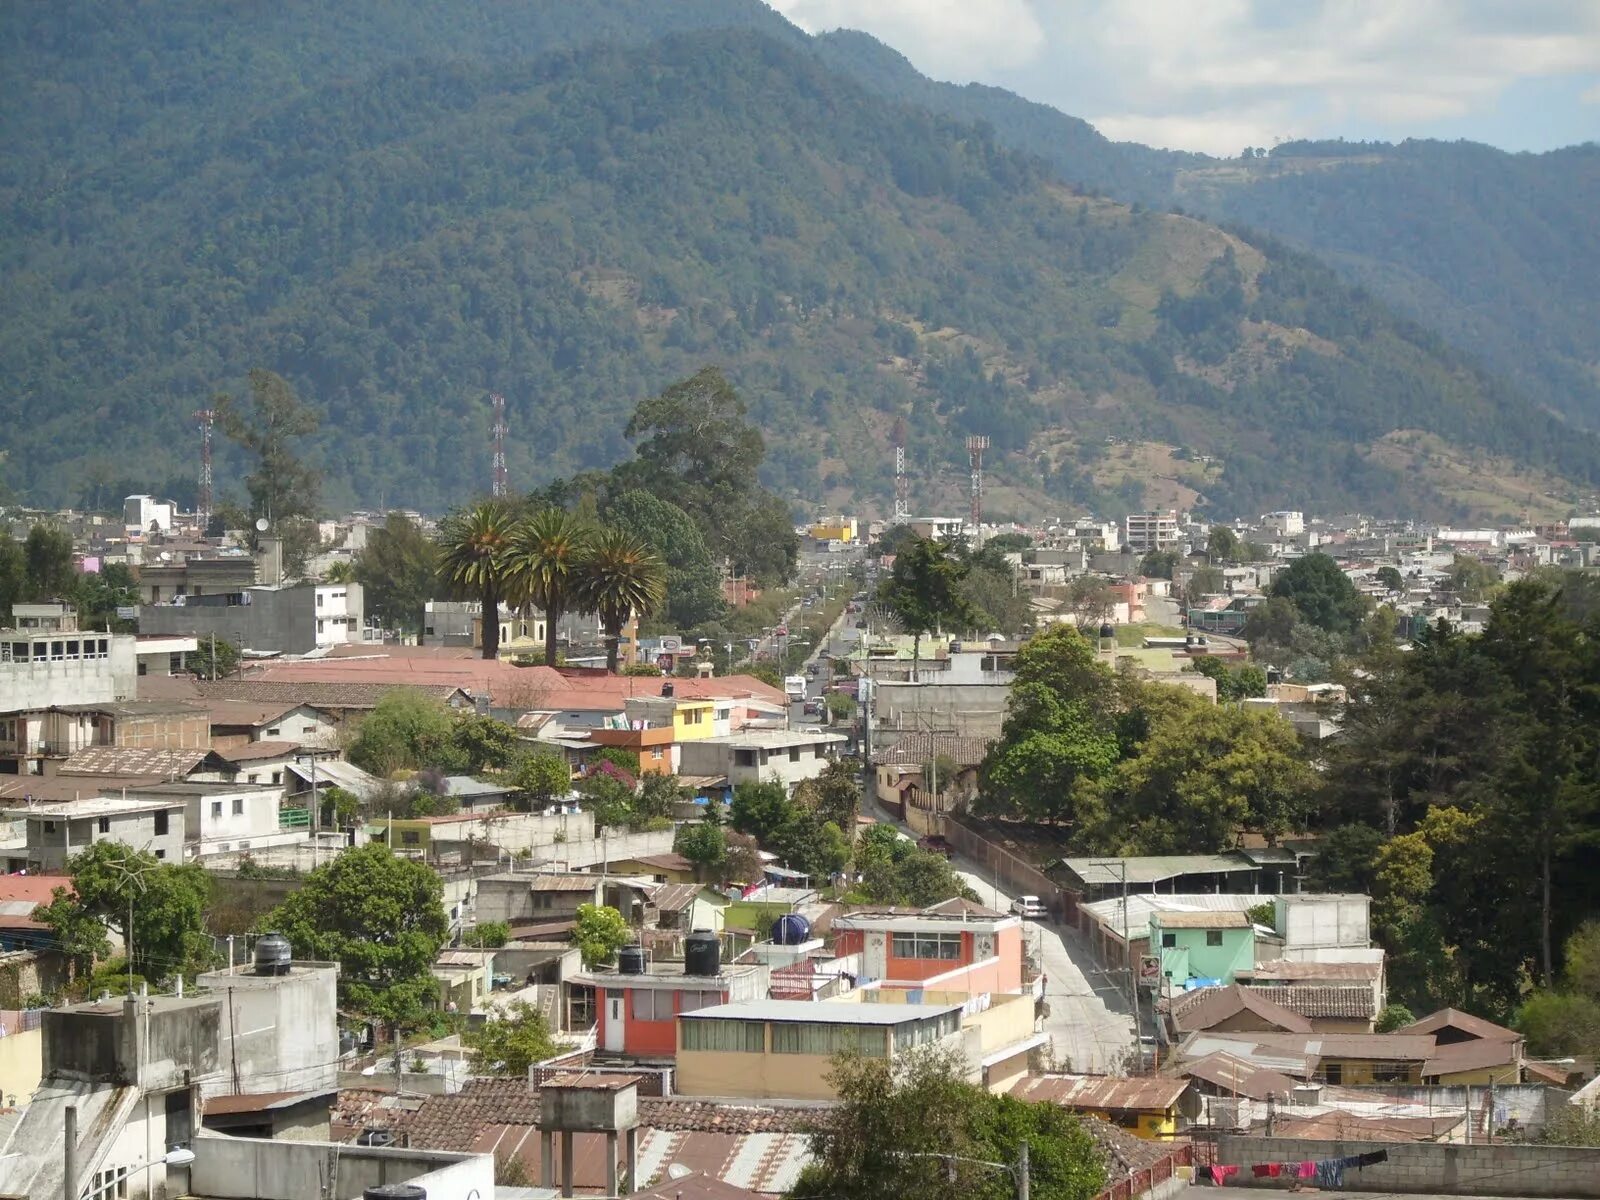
[507, 507, 592, 666]
[436, 500, 518, 659]
[576, 526, 667, 673]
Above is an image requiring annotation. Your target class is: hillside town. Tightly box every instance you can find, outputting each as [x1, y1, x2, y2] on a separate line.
[2, 469, 1599, 1200]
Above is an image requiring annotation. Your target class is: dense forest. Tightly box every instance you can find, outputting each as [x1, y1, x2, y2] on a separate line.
[3, 2, 1597, 519]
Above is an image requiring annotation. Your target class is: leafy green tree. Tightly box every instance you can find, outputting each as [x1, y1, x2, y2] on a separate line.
[1184, 564, 1225, 605]
[730, 781, 794, 843]
[978, 683, 1118, 824]
[451, 713, 519, 773]
[354, 512, 439, 640]
[825, 691, 858, 722]
[1562, 920, 1600, 999]
[577, 770, 637, 829]
[437, 500, 519, 660]
[770, 813, 851, 880]
[1306, 824, 1385, 894]
[1206, 525, 1241, 562]
[347, 691, 465, 777]
[0, 531, 25, 618]
[1374, 1003, 1415, 1033]
[960, 563, 1031, 637]
[984, 532, 1032, 554]
[507, 506, 591, 665]
[1139, 549, 1178, 580]
[605, 490, 726, 629]
[1063, 575, 1117, 631]
[793, 1046, 1105, 1200]
[465, 999, 558, 1074]
[43, 841, 214, 983]
[216, 369, 322, 574]
[576, 526, 667, 673]
[1375, 565, 1405, 593]
[798, 757, 863, 833]
[1270, 553, 1367, 635]
[635, 772, 689, 821]
[1242, 594, 1300, 656]
[23, 523, 75, 600]
[264, 843, 448, 1026]
[573, 903, 631, 968]
[186, 636, 240, 680]
[74, 563, 139, 631]
[1446, 555, 1500, 602]
[675, 822, 728, 880]
[463, 920, 510, 948]
[509, 748, 571, 811]
[881, 536, 975, 679]
[31, 884, 111, 982]
[1515, 991, 1600, 1057]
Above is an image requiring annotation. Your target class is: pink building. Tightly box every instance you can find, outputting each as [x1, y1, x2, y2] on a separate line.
[831, 898, 1024, 992]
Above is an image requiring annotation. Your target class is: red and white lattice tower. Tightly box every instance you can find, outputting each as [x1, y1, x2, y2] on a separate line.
[193, 408, 215, 534]
[490, 393, 509, 498]
[892, 416, 911, 522]
[966, 435, 989, 529]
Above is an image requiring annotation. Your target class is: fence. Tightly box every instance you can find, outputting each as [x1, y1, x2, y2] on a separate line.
[944, 816, 1080, 918]
[1093, 1144, 1193, 1200]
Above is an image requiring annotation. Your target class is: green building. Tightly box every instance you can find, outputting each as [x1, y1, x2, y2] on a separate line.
[1151, 910, 1256, 986]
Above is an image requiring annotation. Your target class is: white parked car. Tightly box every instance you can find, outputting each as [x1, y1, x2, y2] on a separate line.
[1010, 895, 1047, 920]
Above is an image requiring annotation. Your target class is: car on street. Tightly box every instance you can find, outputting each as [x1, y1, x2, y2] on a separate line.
[1010, 895, 1047, 920]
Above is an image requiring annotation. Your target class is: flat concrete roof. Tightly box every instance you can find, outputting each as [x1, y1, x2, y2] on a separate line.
[680, 1000, 962, 1026]
[696, 731, 848, 748]
[16, 795, 182, 819]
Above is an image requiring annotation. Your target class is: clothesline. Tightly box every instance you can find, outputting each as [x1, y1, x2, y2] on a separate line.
[1205, 1149, 1389, 1187]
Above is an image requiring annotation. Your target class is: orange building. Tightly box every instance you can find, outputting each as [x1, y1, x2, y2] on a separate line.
[830, 898, 1024, 992]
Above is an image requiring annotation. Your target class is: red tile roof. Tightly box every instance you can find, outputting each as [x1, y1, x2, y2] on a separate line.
[1168, 985, 1314, 1034]
[0, 874, 74, 905]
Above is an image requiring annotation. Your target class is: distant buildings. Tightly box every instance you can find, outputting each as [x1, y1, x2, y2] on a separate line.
[1124, 510, 1180, 554]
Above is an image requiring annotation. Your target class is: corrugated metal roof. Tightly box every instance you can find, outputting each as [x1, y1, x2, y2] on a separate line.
[1177, 1051, 1302, 1101]
[1064, 853, 1255, 886]
[1155, 910, 1252, 929]
[1238, 959, 1382, 982]
[1399, 1007, 1520, 1043]
[1080, 892, 1262, 939]
[1011, 1075, 1189, 1111]
[61, 746, 208, 777]
[682, 1000, 961, 1026]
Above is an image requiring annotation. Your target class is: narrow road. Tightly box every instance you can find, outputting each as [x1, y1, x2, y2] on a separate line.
[953, 864, 1137, 1074]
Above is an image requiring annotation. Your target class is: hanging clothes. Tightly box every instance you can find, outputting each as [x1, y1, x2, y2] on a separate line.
[1353, 1150, 1388, 1168]
[1296, 1162, 1317, 1179]
[1209, 1164, 1240, 1185]
[1314, 1160, 1345, 1188]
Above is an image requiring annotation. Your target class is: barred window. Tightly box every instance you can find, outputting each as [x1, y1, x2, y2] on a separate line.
[681, 1018, 765, 1053]
[892, 1012, 960, 1052]
[631, 989, 674, 1021]
[890, 932, 962, 960]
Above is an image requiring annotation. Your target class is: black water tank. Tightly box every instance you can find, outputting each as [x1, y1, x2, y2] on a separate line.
[685, 929, 720, 977]
[363, 1186, 424, 1200]
[618, 945, 647, 975]
[253, 932, 292, 976]
[661, 679, 675, 697]
[1098, 623, 1115, 641]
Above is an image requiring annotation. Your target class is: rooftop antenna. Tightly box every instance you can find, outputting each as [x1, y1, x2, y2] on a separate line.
[490, 393, 509, 499]
[966, 435, 989, 530]
[892, 416, 910, 523]
[194, 408, 215, 535]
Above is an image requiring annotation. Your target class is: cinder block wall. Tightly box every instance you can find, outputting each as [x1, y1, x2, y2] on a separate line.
[1215, 1135, 1600, 1198]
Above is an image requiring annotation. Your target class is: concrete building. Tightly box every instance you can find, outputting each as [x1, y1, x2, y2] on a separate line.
[830, 900, 1024, 991]
[0, 627, 137, 712]
[1262, 511, 1305, 537]
[677, 729, 847, 791]
[1153, 911, 1257, 987]
[194, 953, 339, 1104]
[134, 554, 258, 605]
[133, 634, 199, 678]
[575, 955, 768, 1058]
[11, 794, 186, 870]
[122, 782, 293, 860]
[124, 494, 177, 539]
[0, 699, 208, 776]
[139, 581, 367, 655]
[1124, 510, 1180, 554]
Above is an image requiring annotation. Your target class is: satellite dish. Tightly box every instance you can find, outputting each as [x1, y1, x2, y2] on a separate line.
[255, 517, 271, 533]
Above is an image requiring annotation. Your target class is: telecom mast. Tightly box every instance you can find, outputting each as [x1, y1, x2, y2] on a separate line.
[892, 416, 911, 522]
[194, 408, 215, 534]
[490, 393, 509, 498]
[966, 435, 989, 529]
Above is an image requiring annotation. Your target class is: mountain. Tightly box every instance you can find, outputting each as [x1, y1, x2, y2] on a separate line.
[813, 32, 1600, 432]
[3, 2, 1596, 522]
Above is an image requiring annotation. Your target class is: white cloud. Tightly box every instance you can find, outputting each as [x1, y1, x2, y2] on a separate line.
[770, 0, 1600, 153]
[770, 0, 1046, 75]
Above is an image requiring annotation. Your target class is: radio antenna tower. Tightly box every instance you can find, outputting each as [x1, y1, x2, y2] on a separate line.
[892, 416, 911, 522]
[966, 435, 989, 529]
[489, 393, 509, 499]
[194, 408, 215, 534]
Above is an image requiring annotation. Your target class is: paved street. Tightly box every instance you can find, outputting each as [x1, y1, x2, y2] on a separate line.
[956, 865, 1137, 1074]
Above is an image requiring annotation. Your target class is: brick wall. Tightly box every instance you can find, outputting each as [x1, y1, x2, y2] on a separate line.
[1216, 1134, 1600, 1198]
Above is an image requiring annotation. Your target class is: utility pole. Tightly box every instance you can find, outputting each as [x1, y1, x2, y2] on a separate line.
[1016, 1141, 1030, 1200]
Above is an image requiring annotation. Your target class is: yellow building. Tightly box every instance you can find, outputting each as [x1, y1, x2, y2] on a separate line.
[0, 1021, 42, 1107]
[675, 999, 964, 1101]
[808, 517, 858, 543]
[1010, 1075, 1190, 1140]
[850, 987, 1040, 1093]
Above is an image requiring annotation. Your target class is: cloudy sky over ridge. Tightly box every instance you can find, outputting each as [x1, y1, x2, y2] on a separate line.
[770, 0, 1600, 155]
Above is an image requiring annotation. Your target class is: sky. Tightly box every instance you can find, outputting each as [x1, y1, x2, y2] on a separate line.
[769, 0, 1600, 156]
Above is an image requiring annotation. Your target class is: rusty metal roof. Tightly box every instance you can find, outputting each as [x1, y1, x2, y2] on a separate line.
[1010, 1074, 1189, 1112]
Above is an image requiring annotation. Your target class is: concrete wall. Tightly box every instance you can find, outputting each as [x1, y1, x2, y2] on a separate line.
[190, 1131, 492, 1199]
[871, 680, 1009, 742]
[195, 963, 339, 1100]
[0, 634, 136, 709]
[1215, 1134, 1600, 1197]
[1276, 894, 1370, 951]
[0, 1026, 41, 1105]
[1339, 1084, 1562, 1134]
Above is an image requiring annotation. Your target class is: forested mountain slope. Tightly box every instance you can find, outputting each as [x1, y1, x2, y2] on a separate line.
[815, 31, 1600, 432]
[3, 3, 1596, 519]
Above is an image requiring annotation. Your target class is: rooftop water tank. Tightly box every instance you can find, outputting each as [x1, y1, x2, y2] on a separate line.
[253, 932, 292, 976]
[363, 1186, 424, 1200]
[1098, 623, 1115, 641]
[772, 913, 812, 946]
[684, 929, 721, 977]
[618, 945, 647, 976]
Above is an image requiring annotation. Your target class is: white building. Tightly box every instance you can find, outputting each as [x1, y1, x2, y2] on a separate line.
[0, 628, 138, 710]
[195, 953, 339, 1101]
[12, 794, 186, 870]
[124, 493, 177, 538]
[1124, 510, 1180, 553]
[120, 782, 299, 860]
[1262, 510, 1305, 537]
[139, 582, 369, 654]
[678, 730, 847, 790]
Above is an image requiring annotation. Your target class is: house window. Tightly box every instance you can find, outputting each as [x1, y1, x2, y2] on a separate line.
[66, 640, 80, 658]
[271, 771, 282, 785]
[631, 989, 674, 1021]
[316, 594, 325, 607]
[679, 989, 722, 1013]
[266, 727, 281, 736]
[154, 849, 166, 860]
[43, 821, 56, 833]
[1205, 930, 1224, 947]
[651, 748, 663, 761]
[533, 894, 555, 910]
[680, 1018, 764, 1053]
[1109, 1110, 1142, 1130]
[154, 811, 169, 835]
[98, 817, 110, 834]
[1160, 933, 1176, 948]
[1321, 1063, 1344, 1085]
[401, 831, 420, 846]
[789, 746, 801, 762]
[735, 749, 756, 767]
[232, 797, 244, 815]
[890, 932, 963, 960]
[212, 801, 223, 819]
[773, 1021, 887, 1057]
